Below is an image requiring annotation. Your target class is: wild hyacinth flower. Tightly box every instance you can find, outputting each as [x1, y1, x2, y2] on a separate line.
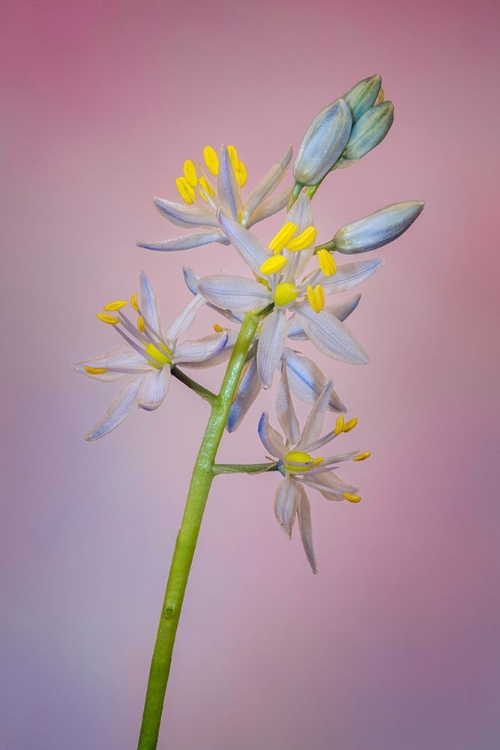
[259, 369, 370, 573]
[72, 271, 228, 440]
[137, 144, 293, 252]
[293, 99, 352, 186]
[328, 200, 425, 253]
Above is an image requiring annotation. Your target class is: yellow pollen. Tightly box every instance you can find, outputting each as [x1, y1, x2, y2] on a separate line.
[227, 144, 240, 172]
[317, 249, 337, 277]
[236, 160, 248, 187]
[96, 313, 120, 325]
[334, 415, 344, 436]
[259, 255, 288, 276]
[343, 417, 358, 433]
[175, 176, 196, 204]
[203, 146, 219, 176]
[286, 226, 317, 252]
[84, 366, 108, 375]
[312, 457, 324, 466]
[198, 175, 215, 199]
[284, 450, 313, 472]
[130, 293, 139, 311]
[145, 342, 171, 368]
[307, 284, 325, 313]
[353, 452, 371, 462]
[213, 323, 223, 332]
[343, 492, 362, 503]
[183, 159, 198, 188]
[103, 300, 127, 311]
[268, 222, 298, 254]
[137, 315, 145, 332]
[274, 283, 298, 307]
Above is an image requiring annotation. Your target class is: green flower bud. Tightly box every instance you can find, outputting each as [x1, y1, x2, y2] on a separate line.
[343, 74, 382, 121]
[338, 101, 394, 167]
[294, 98, 352, 186]
[332, 201, 425, 254]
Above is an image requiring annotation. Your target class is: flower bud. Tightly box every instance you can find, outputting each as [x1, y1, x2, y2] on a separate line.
[333, 201, 425, 254]
[293, 98, 352, 186]
[343, 74, 382, 121]
[338, 101, 394, 166]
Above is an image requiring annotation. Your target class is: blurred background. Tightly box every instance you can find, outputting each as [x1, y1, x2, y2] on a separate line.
[1, 1, 499, 748]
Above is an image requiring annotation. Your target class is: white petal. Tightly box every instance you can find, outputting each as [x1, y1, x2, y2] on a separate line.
[72, 347, 150, 381]
[296, 380, 332, 448]
[174, 332, 229, 364]
[257, 309, 288, 389]
[183, 330, 237, 369]
[294, 304, 369, 365]
[276, 363, 301, 444]
[183, 266, 244, 324]
[136, 230, 228, 252]
[297, 488, 318, 573]
[217, 211, 269, 273]
[153, 197, 218, 228]
[245, 187, 292, 227]
[217, 145, 242, 221]
[198, 275, 271, 312]
[138, 366, 171, 411]
[85, 376, 142, 441]
[287, 193, 316, 276]
[166, 294, 205, 341]
[300, 471, 358, 500]
[227, 356, 261, 432]
[242, 146, 292, 225]
[282, 349, 346, 412]
[274, 476, 300, 539]
[258, 412, 286, 458]
[320, 259, 383, 294]
[139, 270, 161, 331]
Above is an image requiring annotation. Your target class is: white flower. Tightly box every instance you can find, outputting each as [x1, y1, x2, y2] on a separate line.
[258, 368, 370, 573]
[137, 144, 292, 253]
[72, 271, 228, 441]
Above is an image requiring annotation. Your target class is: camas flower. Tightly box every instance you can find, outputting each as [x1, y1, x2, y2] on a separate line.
[137, 144, 292, 253]
[72, 271, 228, 441]
[258, 367, 370, 573]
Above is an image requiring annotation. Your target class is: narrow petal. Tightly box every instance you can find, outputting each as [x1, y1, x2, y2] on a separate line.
[183, 266, 244, 324]
[276, 364, 301, 444]
[183, 330, 238, 369]
[297, 488, 318, 573]
[296, 380, 333, 448]
[139, 270, 161, 331]
[227, 356, 261, 432]
[198, 275, 271, 312]
[294, 304, 369, 365]
[319, 259, 383, 294]
[174, 331, 229, 364]
[217, 211, 269, 273]
[333, 200, 425, 254]
[257, 309, 288, 389]
[327, 294, 362, 322]
[153, 197, 218, 228]
[217, 145, 242, 221]
[72, 347, 150, 381]
[85, 376, 142, 441]
[300, 471, 358, 500]
[136, 230, 228, 252]
[245, 186, 291, 227]
[138, 366, 171, 411]
[242, 146, 293, 225]
[274, 476, 300, 539]
[166, 294, 206, 341]
[282, 349, 346, 412]
[257, 412, 286, 458]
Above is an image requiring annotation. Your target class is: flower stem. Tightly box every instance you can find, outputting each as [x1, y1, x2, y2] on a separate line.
[171, 365, 218, 405]
[213, 462, 278, 475]
[137, 309, 264, 750]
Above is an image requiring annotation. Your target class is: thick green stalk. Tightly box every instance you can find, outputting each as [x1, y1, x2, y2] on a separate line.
[137, 310, 263, 750]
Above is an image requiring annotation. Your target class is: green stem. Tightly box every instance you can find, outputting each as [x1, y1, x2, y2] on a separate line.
[171, 365, 217, 405]
[137, 309, 264, 750]
[213, 462, 278, 475]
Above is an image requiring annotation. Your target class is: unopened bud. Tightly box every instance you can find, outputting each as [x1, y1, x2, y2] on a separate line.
[333, 200, 425, 254]
[338, 102, 394, 166]
[294, 99, 352, 186]
[343, 74, 382, 121]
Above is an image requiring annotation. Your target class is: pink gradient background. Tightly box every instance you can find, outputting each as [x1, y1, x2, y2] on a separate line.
[2, 1, 499, 748]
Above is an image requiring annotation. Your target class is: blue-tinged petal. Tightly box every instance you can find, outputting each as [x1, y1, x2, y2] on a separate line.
[198, 275, 271, 312]
[153, 197, 218, 228]
[137, 230, 228, 252]
[245, 186, 291, 227]
[296, 381, 333, 448]
[217, 145, 242, 221]
[227, 356, 261, 432]
[327, 294, 362, 321]
[333, 201, 425, 254]
[274, 476, 300, 539]
[294, 98, 352, 186]
[139, 270, 161, 331]
[258, 412, 286, 458]
[138, 366, 171, 411]
[242, 146, 293, 226]
[257, 309, 288, 389]
[166, 294, 205, 342]
[72, 347, 150, 381]
[319, 259, 383, 294]
[294, 304, 369, 365]
[184, 330, 238, 369]
[287, 191, 313, 231]
[296, 487, 318, 573]
[182, 266, 244, 323]
[282, 349, 345, 412]
[276, 363, 301, 444]
[85, 375, 142, 441]
[217, 211, 269, 273]
[300, 471, 358, 500]
[174, 331, 229, 364]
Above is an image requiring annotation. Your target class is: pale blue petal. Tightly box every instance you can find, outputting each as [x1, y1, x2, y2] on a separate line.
[227, 357, 261, 432]
[217, 145, 242, 221]
[138, 366, 171, 411]
[139, 270, 161, 331]
[258, 412, 286, 458]
[294, 304, 369, 365]
[245, 186, 292, 227]
[319, 259, 383, 294]
[153, 197, 218, 228]
[198, 275, 271, 312]
[174, 332, 229, 364]
[242, 146, 293, 225]
[296, 380, 333, 448]
[274, 476, 300, 539]
[333, 201, 425, 254]
[257, 309, 288, 389]
[281, 348, 346, 412]
[166, 294, 205, 342]
[72, 347, 150, 381]
[85, 375, 142, 441]
[300, 471, 358, 500]
[217, 211, 269, 273]
[297, 488, 318, 573]
[137, 230, 228, 252]
[182, 266, 244, 323]
[276, 364, 301, 444]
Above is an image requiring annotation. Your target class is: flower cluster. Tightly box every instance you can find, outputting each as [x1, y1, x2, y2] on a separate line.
[74, 74, 424, 571]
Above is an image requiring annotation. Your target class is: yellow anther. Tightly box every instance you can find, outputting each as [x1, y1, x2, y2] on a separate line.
[198, 175, 215, 198]
[213, 323, 224, 332]
[334, 415, 345, 436]
[343, 417, 358, 432]
[284, 450, 313, 472]
[203, 145, 219, 176]
[312, 457, 324, 466]
[317, 249, 337, 277]
[137, 315, 145, 333]
[274, 283, 298, 307]
[130, 293, 139, 311]
[343, 492, 362, 503]
[84, 366, 108, 375]
[353, 451, 371, 462]
[307, 284, 325, 313]
[227, 144, 240, 171]
[175, 176, 196, 204]
[183, 159, 198, 188]
[96, 313, 120, 325]
[268, 222, 298, 254]
[103, 300, 127, 311]
[259, 255, 288, 276]
[236, 160, 248, 188]
[145, 342, 171, 368]
[286, 226, 317, 252]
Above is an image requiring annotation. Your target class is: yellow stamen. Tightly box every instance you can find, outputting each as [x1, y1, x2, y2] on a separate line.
[286, 226, 317, 252]
[175, 176, 196, 204]
[137, 315, 145, 333]
[236, 160, 248, 187]
[145, 342, 171, 368]
[274, 283, 298, 307]
[343, 417, 358, 432]
[268, 222, 298, 254]
[317, 249, 337, 277]
[198, 175, 215, 199]
[213, 323, 223, 332]
[103, 300, 127, 311]
[183, 159, 198, 188]
[334, 415, 344, 436]
[353, 452, 371, 461]
[203, 145, 219, 176]
[259, 255, 288, 276]
[343, 492, 362, 503]
[284, 450, 313, 472]
[312, 457, 324, 466]
[96, 313, 120, 325]
[130, 293, 139, 311]
[307, 284, 325, 313]
[84, 366, 108, 375]
[227, 144, 240, 172]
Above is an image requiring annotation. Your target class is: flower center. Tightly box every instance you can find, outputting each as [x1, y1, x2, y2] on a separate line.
[274, 283, 298, 307]
[145, 343, 172, 368]
[283, 450, 313, 472]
